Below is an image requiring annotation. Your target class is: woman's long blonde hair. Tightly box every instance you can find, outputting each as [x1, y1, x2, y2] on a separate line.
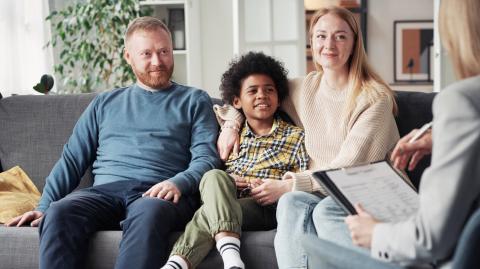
[309, 6, 397, 115]
[439, 0, 480, 79]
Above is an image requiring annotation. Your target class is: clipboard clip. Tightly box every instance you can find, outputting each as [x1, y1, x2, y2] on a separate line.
[341, 162, 374, 175]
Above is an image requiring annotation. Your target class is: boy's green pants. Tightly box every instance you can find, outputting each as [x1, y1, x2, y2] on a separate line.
[170, 169, 277, 268]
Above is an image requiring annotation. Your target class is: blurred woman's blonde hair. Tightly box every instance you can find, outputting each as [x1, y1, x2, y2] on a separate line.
[439, 0, 480, 79]
[309, 6, 397, 115]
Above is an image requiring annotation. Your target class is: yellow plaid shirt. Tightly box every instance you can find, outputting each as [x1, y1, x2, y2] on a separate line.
[225, 116, 309, 182]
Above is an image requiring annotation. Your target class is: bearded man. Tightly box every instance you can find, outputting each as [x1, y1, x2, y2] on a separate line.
[6, 17, 220, 269]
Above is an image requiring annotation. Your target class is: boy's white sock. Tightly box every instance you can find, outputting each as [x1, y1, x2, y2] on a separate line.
[161, 255, 189, 269]
[216, 236, 245, 269]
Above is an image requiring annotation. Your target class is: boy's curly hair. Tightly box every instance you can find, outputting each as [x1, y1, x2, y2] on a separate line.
[220, 52, 289, 105]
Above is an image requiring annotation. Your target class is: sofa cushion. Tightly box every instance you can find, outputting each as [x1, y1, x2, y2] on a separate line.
[0, 94, 96, 191]
[394, 91, 436, 189]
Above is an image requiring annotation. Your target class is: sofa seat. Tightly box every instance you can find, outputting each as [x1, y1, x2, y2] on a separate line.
[0, 226, 277, 269]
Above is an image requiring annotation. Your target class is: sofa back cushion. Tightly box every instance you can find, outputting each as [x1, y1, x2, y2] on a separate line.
[394, 91, 436, 189]
[0, 94, 96, 191]
[0, 91, 436, 192]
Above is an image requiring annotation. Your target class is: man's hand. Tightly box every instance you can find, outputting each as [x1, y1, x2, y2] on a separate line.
[345, 204, 379, 249]
[391, 129, 432, 171]
[143, 181, 181, 204]
[251, 179, 292, 206]
[217, 127, 240, 161]
[5, 210, 44, 227]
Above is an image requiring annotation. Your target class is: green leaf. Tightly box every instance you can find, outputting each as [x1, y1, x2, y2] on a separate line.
[45, 10, 57, 21]
[47, 0, 144, 93]
[33, 83, 46, 94]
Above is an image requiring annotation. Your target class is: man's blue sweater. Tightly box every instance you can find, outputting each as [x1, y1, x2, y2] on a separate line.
[37, 83, 221, 212]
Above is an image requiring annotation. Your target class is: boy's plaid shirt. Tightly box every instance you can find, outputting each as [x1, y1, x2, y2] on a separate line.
[225, 116, 309, 182]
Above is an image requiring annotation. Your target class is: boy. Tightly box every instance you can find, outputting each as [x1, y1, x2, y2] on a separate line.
[162, 52, 309, 269]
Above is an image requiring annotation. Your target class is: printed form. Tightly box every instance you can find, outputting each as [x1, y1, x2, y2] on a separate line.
[326, 162, 419, 222]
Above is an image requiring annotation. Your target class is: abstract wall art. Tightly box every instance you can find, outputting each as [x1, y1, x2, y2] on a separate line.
[394, 20, 434, 83]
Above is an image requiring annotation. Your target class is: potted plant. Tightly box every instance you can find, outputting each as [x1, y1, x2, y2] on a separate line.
[47, 0, 151, 93]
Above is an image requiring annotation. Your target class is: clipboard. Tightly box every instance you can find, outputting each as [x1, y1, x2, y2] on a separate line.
[313, 160, 419, 222]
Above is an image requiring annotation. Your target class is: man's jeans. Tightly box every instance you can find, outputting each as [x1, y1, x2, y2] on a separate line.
[38, 180, 197, 269]
[274, 192, 366, 269]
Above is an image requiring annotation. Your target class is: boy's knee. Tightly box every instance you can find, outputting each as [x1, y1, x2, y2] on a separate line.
[200, 169, 232, 191]
[203, 169, 227, 178]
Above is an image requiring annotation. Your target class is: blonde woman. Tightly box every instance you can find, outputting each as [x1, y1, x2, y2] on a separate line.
[301, 0, 480, 268]
[216, 6, 399, 268]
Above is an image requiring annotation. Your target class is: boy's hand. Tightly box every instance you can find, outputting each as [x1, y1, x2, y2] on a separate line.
[230, 174, 249, 190]
[251, 179, 292, 206]
[248, 178, 263, 188]
[143, 181, 181, 203]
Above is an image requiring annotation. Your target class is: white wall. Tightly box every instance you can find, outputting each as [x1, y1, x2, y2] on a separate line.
[433, 0, 456, 92]
[199, 0, 234, 98]
[367, 0, 434, 92]
[198, 0, 306, 98]
[200, 0, 440, 96]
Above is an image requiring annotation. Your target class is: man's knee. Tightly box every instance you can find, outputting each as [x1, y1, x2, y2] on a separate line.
[44, 198, 76, 220]
[39, 198, 85, 236]
[126, 198, 180, 231]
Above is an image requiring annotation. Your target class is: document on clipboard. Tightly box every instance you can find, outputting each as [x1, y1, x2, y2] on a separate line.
[312, 161, 419, 222]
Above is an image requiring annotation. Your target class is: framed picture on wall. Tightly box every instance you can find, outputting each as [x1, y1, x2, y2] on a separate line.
[394, 20, 434, 83]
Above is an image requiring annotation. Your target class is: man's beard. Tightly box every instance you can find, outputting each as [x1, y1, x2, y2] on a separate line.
[133, 63, 174, 89]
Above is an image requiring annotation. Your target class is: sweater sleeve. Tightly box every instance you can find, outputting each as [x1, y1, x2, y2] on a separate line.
[283, 170, 327, 194]
[286, 94, 399, 194]
[169, 92, 221, 195]
[329, 94, 399, 170]
[213, 104, 245, 128]
[36, 96, 101, 212]
[280, 77, 304, 127]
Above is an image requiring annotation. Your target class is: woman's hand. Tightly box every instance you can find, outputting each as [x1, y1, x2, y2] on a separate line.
[391, 129, 432, 171]
[345, 204, 379, 249]
[217, 127, 240, 161]
[251, 179, 292, 206]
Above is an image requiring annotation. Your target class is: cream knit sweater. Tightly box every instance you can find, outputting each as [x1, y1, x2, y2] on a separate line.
[216, 72, 400, 194]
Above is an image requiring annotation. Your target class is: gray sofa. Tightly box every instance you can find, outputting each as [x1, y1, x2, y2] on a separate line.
[0, 91, 435, 269]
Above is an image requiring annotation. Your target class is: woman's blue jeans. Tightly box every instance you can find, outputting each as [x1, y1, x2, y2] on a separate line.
[274, 192, 367, 269]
